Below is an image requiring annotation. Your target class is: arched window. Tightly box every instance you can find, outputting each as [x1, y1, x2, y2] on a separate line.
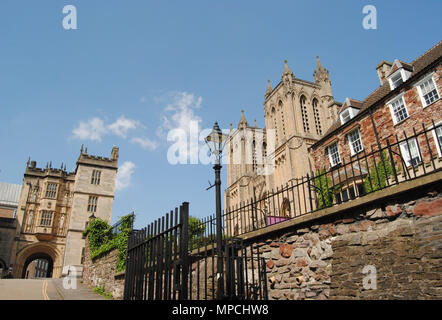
[300, 95, 310, 133]
[252, 140, 256, 171]
[271, 107, 278, 145]
[312, 98, 322, 135]
[279, 100, 286, 137]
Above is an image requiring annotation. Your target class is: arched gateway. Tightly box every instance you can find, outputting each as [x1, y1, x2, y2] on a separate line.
[14, 243, 62, 279]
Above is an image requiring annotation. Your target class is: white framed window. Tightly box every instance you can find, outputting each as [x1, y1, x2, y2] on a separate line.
[340, 109, 351, 125]
[339, 106, 360, 125]
[416, 74, 440, 108]
[387, 63, 412, 91]
[389, 72, 404, 90]
[348, 129, 363, 155]
[399, 137, 421, 167]
[431, 121, 442, 157]
[40, 211, 53, 226]
[388, 95, 409, 125]
[327, 143, 341, 167]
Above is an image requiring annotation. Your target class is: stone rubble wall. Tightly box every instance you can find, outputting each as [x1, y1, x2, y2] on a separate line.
[249, 184, 442, 300]
[82, 238, 125, 300]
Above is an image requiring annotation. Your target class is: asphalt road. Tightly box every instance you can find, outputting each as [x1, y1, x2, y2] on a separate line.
[0, 279, 61, 300]
[0, 279, 107, 300]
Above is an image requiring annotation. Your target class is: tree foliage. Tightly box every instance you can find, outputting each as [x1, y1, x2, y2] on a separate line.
[313, 169, 339, 209]
[363, 151, 394, 193]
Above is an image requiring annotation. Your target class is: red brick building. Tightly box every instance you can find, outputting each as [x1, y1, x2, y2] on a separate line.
[309, 41, 442, 203]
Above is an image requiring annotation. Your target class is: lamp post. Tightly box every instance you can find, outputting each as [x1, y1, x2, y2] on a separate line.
[205, 122, 228, 300]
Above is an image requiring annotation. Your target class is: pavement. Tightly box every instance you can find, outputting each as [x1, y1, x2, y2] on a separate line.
[0, 278, 109, 300]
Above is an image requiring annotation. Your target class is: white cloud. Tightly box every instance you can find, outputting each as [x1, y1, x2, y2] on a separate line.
[108, 116, 140, 139]
[72, 115, 148, 143]
[159, 92, 203, 135]
[72, 117, 108, 142]
[131, 136, 159, 151]
[157, 92, 204, 162]
[116, 161, 136, 191]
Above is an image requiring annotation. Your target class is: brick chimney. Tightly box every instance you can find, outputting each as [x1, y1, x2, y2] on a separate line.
[376, 60, 393, 85]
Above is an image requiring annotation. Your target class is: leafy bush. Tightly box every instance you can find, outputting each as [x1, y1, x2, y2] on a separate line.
[94, 286, 113, 299]
[313, 169, 339, 209]
[83, 218, 111, 251]
[363, 151, 394, 193]
[84, 214, 134, 273]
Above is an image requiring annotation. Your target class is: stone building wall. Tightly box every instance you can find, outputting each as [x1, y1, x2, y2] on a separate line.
[82, 238, 125, 300]
[0, 218, 16, 277]
[246, 179, 442, 300]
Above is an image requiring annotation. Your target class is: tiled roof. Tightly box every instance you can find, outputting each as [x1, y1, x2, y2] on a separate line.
[0, 182, 22, 207]
[318, 40, 442, 144]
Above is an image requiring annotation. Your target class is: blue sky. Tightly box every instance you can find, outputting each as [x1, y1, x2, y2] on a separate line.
[0, 0, 441, 228]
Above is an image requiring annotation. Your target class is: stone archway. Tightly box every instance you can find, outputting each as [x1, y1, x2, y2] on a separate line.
[21, 253, 54, 279]
[13, 243, 63, 279]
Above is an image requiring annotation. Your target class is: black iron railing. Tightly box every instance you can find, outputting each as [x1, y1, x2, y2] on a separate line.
[124, 202, 268, 300]
[195, 122, 442, 239]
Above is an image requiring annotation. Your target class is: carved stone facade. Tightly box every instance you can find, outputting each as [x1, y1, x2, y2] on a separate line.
[9, 146, 119, 278]
[226, 58, 340, 232]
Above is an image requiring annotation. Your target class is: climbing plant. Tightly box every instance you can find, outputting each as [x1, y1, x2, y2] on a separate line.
[83, 213, 134, 273]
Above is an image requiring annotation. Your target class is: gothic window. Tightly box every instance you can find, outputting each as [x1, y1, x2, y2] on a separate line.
[40, 211, 53, 226]
[279, 100, 286, 137]
[87, 196, 98, 213]
[45, 183, 58, 199]
[271, 107, 278, 145]
[252, 140, 257, 171]
[312, 98, 322, 135]
[300, 95, 310, 133]
[91, 170, 101, 185]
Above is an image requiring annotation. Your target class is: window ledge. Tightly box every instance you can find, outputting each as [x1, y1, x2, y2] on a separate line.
[422, 97, 441, 109]
[393, 116, 410, 127]
[350, 149, 364, 158]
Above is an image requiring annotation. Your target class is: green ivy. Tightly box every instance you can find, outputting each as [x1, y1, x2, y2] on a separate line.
[84, 214, 134, 273]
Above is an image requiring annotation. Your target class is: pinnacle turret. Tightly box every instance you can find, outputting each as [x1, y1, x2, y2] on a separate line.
[238, 110, 248, 128]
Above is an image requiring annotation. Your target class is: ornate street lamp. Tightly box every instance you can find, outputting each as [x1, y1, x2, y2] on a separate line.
[205, 122, 228, 300]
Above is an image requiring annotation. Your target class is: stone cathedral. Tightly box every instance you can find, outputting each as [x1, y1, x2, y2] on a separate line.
[9, 146, 119, 278]
[225, 58, 340, 223]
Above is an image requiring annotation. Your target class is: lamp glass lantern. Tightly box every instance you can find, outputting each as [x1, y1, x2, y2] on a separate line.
[204, 122, 229, 164]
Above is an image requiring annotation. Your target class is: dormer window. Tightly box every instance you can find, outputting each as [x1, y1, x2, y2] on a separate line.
[390, 72, 404, 89]
[387, 60, 413, 90]
[339, 107, 359, 125]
